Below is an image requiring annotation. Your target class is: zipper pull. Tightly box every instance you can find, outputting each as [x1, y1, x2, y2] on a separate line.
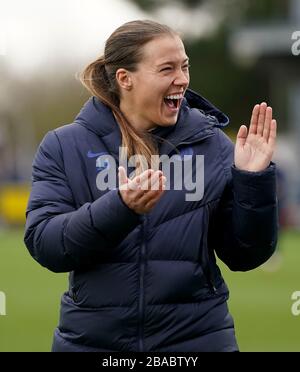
[210, 282, 217, 294]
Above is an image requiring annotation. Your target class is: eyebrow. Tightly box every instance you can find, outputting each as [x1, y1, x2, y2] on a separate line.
[157, 58, 189, 67]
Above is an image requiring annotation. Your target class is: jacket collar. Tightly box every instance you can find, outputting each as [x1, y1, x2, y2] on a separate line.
[74, 88, 229, 156]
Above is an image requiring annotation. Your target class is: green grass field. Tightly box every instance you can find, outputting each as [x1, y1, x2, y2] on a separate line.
[0, 227, 299, 351]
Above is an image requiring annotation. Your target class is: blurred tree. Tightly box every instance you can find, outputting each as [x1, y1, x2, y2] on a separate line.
[185, 30, 268, 133]
[131, 0, 205, 11]
[241, 0, 289, 21]
[10, 71, 89, 143]
[0, 69, 89, 180]
[131, 0, 288, 21]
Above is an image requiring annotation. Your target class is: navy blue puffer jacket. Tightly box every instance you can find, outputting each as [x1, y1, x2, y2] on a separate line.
[24, 89, 278, 352]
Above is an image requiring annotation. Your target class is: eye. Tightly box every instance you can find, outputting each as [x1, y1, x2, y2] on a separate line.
[160, 66, 172, 72]
[182, 64, 190, 70]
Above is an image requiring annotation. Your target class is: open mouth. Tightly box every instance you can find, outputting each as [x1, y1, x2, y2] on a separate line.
[163, 94, 183, 111]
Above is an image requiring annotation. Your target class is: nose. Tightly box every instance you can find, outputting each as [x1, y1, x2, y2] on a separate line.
[173, 69, 189, 87]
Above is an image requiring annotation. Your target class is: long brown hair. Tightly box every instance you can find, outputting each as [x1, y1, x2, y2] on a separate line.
[79, 20, 177, 175]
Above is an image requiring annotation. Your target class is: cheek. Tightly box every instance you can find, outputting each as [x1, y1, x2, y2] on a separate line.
[183, 72, 190, 86]
[136, 77, 172, 113]
[154, 80, 172, 107]
[136, 92, 152, 109]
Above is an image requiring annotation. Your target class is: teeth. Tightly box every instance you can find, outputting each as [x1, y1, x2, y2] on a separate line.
[164, 94, 183, 100]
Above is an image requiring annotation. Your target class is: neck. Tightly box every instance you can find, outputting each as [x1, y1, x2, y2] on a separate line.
[119, 101, 157, 132]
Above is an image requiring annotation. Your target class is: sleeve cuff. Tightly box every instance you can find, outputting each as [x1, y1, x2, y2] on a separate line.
[231, 162, 277, 208]
[90, 189, 141, 239]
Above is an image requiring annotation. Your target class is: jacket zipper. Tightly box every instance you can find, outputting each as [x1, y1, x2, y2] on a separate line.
[138, 215, 147, 352]
[202, 249, 217, 294]
[136, 132, 217, 350]
[205, 265, 217, 294]
[174, 134, 218, 294]
[203, 206, 218, 294]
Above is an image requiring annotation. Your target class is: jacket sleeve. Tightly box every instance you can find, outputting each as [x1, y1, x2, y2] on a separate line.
[24, 131, 140, 273]
[212, 129, 278, 271]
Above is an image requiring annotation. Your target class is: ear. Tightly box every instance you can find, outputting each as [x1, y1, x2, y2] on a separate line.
[116, 68, 132, 91]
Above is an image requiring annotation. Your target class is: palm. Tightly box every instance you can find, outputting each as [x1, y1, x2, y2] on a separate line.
[235, 103, 277, 172]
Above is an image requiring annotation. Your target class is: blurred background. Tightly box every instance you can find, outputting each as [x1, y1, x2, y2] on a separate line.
[0, 0, 300, 351]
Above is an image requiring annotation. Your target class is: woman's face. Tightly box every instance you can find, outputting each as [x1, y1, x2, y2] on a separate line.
[120, 35, 190, 130]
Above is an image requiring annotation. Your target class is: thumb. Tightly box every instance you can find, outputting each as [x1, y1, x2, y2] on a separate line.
[118, 166, 128, 188]
[236, 125, 248, 147]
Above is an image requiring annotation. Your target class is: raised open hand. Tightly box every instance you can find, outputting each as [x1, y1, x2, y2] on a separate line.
[234, 102, 277, 172]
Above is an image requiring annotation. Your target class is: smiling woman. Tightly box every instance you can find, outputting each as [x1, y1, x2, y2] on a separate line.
[24, 19, 278, 352]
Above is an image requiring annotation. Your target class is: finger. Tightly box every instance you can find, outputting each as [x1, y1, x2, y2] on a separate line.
[127, 171, 153, 196]
[129, 169, 152, 191]
[136, 169, 153, 190]
[118, 166, 128, 190]
[140, 170, 162, 191]
[137, 168, 152, 180]
[140, 172, 160, 193]
[236, 125, 248, 147]
[118, 166, 127, 184]
[249, 104, 260, 134]
[149, 171, 164, 191]
[263, 106, 272, 141]
[257, 102, 267, 136]
[140, 175, 165, 203]
[151, 174, 166, 192]
[131, 187, 147, 203]
[144, 185, 166, 211]
[268, 119, 277, 147]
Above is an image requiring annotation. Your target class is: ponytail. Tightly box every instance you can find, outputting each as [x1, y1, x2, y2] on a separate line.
[80, 57, 159, 176]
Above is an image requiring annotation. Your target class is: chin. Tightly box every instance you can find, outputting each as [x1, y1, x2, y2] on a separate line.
[166, 118, 178, 126]
[161, 116, 178, 126]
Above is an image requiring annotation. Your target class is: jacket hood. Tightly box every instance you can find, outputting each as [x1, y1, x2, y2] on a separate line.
[184, 88, 229, 128]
